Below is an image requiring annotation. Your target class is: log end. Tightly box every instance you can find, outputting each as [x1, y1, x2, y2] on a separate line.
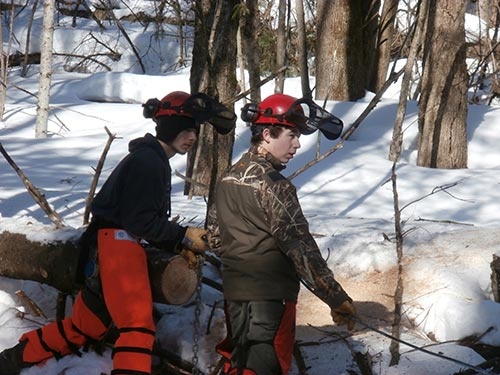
[160, 255, 198, 305]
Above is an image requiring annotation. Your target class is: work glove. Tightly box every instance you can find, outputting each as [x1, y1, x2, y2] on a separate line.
[181, 227, 209, 253]
[180, 248, 204, 270]
[330, 299, 357, 331]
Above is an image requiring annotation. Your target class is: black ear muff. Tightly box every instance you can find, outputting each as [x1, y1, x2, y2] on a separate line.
[318, 116, 344, 140]
[241, 103, 260, 123]
[142, 98, 161, 119]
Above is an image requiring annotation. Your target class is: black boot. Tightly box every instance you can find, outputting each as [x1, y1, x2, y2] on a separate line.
[0, 341, 30, 375]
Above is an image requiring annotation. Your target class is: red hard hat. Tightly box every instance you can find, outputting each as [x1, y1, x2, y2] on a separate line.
[254, 93, 302, 128]
[154, 91, 192, 119]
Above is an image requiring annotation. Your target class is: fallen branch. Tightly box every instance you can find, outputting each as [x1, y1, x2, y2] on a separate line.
[0, 142, 65, 228]
[399, 179, 471, 213]
[83, 126, 119, 225]
[293, 342, 309, 375]
[175, 169, 209, 190]
[208, 357, 226, 375]
[304, 324, 373, 375]
[15, 290, 47, 318]
[414, 217, 474, 226]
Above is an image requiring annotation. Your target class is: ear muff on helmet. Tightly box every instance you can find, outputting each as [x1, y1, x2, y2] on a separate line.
[142, 92, 236, 135]
[241, 103, 260, 123]
[142, 98, 162, 119]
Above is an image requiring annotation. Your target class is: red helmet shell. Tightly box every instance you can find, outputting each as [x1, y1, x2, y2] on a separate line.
[154, 91, 192, 118]
[255, 93, 301, 128]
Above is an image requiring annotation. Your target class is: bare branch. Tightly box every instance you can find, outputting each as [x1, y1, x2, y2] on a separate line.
[83, 126, 119, 225]
[0, 142, 65, 228]
[399, 180, 470, 213]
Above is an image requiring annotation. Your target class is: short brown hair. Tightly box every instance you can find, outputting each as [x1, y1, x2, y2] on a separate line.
[250, 125, 286, 145]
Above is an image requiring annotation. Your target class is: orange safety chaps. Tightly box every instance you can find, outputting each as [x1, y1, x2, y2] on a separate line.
[20, 229, 155, 375]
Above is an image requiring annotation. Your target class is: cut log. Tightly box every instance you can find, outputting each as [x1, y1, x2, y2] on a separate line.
[146, 248, 199, 305]
[0, 231, 78, 292]
[0, 231, 198, 305]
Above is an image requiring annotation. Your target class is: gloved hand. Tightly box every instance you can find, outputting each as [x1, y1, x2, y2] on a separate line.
[180, 248, 204, 270]
[181, 227, 209, 253]
[330, 299, 357, 331]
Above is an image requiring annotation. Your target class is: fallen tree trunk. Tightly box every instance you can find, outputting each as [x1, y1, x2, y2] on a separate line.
[0, 231, 198, 305]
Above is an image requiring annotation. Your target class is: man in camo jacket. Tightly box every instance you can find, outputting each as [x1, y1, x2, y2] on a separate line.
[207, 93, 356, 375]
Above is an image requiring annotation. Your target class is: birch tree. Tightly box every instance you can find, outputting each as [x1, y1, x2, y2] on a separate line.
[35, 0, 56, 138]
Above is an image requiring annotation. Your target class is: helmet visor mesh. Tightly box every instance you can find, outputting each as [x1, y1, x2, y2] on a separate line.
[284, 99, 344, 140]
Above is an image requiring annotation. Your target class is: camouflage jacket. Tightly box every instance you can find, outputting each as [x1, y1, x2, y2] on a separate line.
[208, 145, 350, 308]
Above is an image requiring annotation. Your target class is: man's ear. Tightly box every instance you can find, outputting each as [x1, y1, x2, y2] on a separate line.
[261, 127, 272, 143]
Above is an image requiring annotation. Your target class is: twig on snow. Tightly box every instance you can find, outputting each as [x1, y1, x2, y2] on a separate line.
[0, 142, 65, 228]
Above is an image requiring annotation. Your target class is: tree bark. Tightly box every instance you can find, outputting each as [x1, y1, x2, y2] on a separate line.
[491, 254, 500, 302]
[369, 0, 398, 92]
[275, 0, 287, 93]
[0, 231, 198, 305]
[186, 0, 238, 200]
[478, 0, 500, 28]
[21, 0, 39, 77]
[362, 0, 381, 92]
[295, 0, 311, 99]
[388, 0, 427, 162]
[417, 0, 469, 168]
[315, 0, 366, 101]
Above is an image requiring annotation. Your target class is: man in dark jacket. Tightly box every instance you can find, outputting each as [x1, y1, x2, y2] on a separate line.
[0, 91, 235, 375]
[208, 93, 356, 375]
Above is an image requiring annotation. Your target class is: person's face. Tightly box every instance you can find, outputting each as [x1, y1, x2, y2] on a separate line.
[169, 128, 198, 155]
[262, 127, 301, 164]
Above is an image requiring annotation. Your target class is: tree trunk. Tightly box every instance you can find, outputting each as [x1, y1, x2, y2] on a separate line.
[363, 0, 381, 93]
[186, 0, 238, 201]
[315, 0, 366, 101]
[0, 2, 16, 121]
[417, 1, 468, 168]
[491, 254, 500, 303]
[241, 0, 262, 103]
[478, 0, 500, 28]
[295, 0, 311, 99]
[35, 0, 56, 138]
[369, 0, 398, 92]
[0, 231, 198, 305]
[21, 0, 39, 77]
[0, 6, 5, 122]
[388, 0, 427, 162]
[275, 0, 287, 93]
